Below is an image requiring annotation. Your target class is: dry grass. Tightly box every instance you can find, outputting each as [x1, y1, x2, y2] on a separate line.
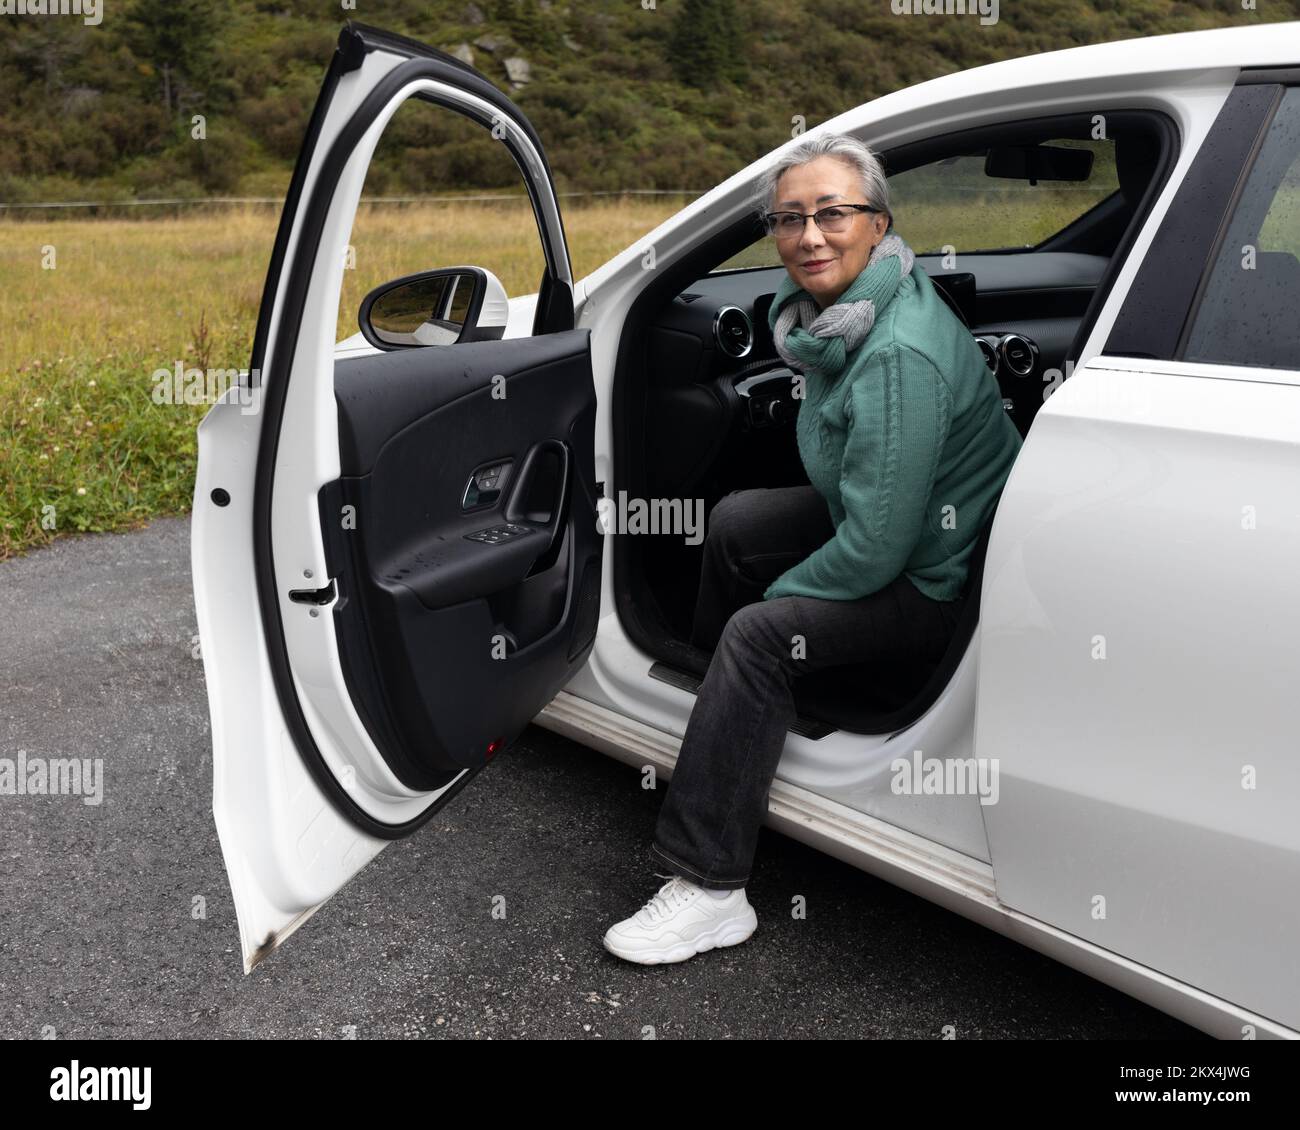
[0, 196, 689, 557]
[0, 196, 692, 375]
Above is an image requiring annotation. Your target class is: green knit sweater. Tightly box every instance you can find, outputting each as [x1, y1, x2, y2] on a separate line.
[763, 263, 1022, 603]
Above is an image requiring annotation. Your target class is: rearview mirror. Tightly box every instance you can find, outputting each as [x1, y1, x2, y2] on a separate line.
[358, 266, 509, 350]
[984, 144, 1093, 184]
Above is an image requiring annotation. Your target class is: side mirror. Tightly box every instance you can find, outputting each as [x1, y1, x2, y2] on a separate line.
[358, 266, 509, 350]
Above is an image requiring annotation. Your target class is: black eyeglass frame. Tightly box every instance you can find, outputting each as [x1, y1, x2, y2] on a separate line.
[762, 203, 884, 236]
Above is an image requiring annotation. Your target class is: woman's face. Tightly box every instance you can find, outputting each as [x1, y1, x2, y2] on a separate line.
[771, 155, 888, 309]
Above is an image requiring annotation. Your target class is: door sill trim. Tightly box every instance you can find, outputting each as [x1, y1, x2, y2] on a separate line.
[647, 661, 838, 740]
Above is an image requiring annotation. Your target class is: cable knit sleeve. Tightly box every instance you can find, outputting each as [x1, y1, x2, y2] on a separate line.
[764, 345, 952, 601]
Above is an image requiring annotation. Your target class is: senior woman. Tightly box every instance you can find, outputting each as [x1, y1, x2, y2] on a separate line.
[603, 133, 1022, 965]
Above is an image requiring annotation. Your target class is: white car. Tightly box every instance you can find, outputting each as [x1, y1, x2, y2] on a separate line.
[192, 20, 1300, 1038]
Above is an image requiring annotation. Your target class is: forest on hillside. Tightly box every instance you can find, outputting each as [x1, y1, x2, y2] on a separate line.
[0, 0, 1291, 205]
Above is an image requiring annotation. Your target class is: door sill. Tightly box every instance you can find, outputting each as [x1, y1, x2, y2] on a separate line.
[647, 661, 837, 740]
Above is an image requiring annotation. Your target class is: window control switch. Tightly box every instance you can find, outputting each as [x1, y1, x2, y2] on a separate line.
[464, 523, 534, 544]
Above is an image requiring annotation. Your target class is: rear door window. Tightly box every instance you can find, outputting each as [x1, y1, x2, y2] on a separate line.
[1182, 86, 1300, 371]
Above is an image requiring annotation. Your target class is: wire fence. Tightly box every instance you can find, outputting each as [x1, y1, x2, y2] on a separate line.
[0, 188, 708, 217]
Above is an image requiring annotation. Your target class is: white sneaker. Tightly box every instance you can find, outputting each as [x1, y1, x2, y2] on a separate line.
[603, 875, 758, 964]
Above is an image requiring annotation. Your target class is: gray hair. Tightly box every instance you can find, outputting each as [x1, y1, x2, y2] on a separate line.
[752, 133, 892, 228]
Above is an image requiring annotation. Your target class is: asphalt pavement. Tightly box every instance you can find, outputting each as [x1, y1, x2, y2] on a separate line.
[0, 517, 1199, 1039]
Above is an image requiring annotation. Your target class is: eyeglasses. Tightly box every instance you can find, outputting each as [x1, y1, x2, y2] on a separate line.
[763, 203, 882, 239]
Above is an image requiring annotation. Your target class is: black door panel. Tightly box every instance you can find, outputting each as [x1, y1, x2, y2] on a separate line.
[319, 329, 602, 791]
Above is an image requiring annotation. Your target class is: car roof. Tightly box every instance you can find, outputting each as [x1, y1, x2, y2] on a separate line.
[832, 18, 1289, 131]
[851, 20, 1299, 119]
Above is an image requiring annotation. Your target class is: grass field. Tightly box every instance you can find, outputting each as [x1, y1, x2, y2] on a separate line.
[0, 181, 1118, 559]
[0, 196, 688, 559]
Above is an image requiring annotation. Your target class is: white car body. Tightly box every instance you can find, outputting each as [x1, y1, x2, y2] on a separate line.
[193, 20, 1300, 1037]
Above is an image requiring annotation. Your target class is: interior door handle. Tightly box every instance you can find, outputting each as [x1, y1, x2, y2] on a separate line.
[462, 460, 512, 510]
[505, 439, 571, 571]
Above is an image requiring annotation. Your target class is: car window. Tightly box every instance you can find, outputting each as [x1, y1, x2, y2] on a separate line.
[713, 136, 1118, 270]
[1183, 87, 1300, 371]
[335, 96, 547, 344]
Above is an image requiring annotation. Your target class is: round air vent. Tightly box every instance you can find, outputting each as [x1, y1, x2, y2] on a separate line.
[975, 336, 999, 373]
[714, 305, 753, 359]
[999, 333, 1037, 377]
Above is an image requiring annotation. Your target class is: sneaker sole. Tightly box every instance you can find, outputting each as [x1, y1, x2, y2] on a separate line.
[602, 911, 758, 965]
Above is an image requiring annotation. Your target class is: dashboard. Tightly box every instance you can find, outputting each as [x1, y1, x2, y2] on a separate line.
[651, 252, 1109, 443]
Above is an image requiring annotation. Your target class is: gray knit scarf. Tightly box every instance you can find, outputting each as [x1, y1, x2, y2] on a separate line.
[771, 231, 914, 378]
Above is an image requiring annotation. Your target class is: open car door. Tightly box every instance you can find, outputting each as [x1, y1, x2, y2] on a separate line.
[190, 24, 602, 972]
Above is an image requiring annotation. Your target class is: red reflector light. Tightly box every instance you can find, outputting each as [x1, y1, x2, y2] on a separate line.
[486, 738, 502, 760]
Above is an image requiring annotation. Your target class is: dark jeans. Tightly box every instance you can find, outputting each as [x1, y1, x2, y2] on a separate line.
[649, 485, 964, 890]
